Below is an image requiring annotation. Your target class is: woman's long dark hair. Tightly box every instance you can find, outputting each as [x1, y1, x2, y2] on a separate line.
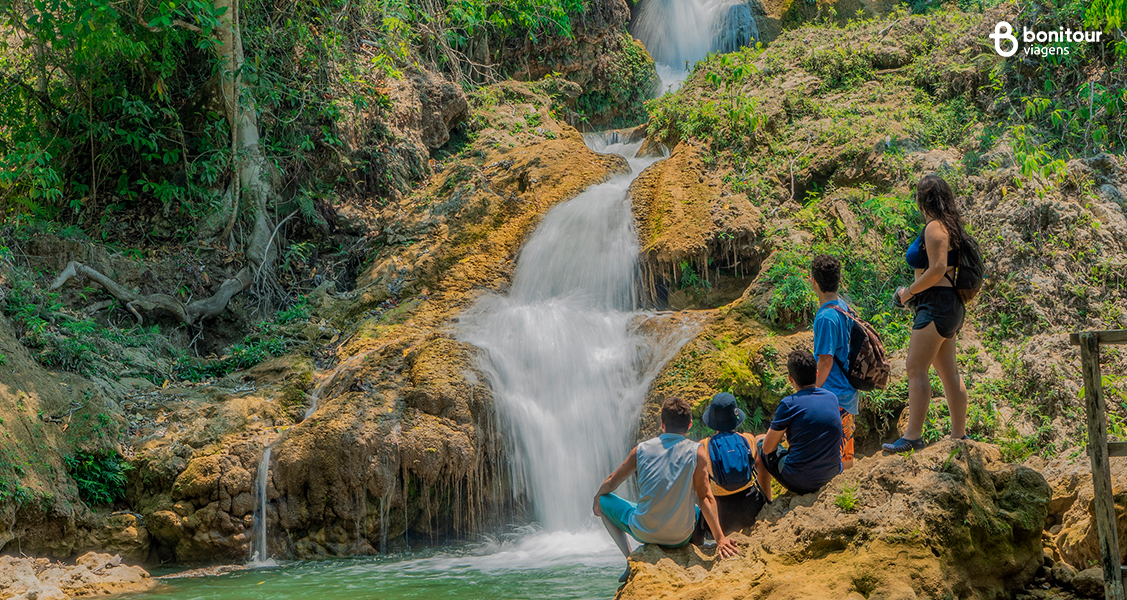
[915, 175, 964, 250]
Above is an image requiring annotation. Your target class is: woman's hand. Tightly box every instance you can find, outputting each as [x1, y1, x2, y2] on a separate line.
[897, 286, 914, 305]
[593, 495, 603, 518]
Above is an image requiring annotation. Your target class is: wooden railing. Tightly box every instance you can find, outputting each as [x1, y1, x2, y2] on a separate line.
[1070, 330, 1127, 600]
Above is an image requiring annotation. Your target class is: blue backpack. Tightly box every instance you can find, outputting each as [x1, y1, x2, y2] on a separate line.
[708, 432, 753, 489]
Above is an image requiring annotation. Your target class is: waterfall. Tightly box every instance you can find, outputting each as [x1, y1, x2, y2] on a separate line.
[458, 138, 698, 532]
[631, 0, 764, 91]
[250, 446, 276, 566]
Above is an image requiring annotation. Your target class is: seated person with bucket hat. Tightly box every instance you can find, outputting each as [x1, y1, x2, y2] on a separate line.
[754, 350, 843, 501]
[593, 396, 738, 582]
[693, 392, 767, 543]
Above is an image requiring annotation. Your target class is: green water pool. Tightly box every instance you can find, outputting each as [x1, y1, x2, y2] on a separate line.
[121, 531, 623, 600]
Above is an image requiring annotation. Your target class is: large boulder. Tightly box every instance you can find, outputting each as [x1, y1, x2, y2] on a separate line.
[0, 553, 154, 599]
[628, 142, 765, 309]
[618, 441, 1049, 600]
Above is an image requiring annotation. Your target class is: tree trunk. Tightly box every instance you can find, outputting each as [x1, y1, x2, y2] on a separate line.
[51, 0, 280, 327]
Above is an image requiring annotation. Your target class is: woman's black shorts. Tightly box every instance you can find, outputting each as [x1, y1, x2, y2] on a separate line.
[692, 486, 766, 542]
[911, 287, 964, 339]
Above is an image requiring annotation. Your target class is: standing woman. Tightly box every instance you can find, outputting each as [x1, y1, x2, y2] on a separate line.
[883, 175, 970, 453]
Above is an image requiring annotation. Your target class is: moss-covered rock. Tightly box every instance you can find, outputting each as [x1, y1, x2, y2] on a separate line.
[574, 33, 661, 128]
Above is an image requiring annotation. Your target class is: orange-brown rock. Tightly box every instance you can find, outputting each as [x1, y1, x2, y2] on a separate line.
[618, 441, 1049, 600]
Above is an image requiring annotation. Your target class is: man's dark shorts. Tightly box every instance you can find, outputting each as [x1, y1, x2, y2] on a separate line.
[757, 438, 820, 495]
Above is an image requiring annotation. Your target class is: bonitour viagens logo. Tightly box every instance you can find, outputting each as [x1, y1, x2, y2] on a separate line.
[990, 20, 1104, 57]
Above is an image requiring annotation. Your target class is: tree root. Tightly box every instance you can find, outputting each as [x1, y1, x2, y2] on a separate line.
[49, 261, 255, 327]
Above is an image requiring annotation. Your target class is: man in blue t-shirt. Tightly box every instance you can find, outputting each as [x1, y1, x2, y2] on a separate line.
[810, 254, 858, 470]
[754, 350, 844, 500]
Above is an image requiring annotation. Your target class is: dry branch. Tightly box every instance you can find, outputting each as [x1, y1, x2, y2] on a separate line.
[49, 261, 256, 326]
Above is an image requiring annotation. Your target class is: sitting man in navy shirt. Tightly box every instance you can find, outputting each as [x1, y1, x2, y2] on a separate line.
[754, 350, 844, 500]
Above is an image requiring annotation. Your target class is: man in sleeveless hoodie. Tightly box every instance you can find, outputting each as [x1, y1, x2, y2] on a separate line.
[594, 396, 738, 582]
[692, 392, 766, 543]
[809, 255, 858, 469]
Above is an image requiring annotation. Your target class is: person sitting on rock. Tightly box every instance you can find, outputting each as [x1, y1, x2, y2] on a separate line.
[593, 396, 738, 582]
[754, 350, 844, 501]
[692, 392, 767, 543]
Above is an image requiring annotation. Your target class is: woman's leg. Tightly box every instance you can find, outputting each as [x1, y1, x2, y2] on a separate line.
[753, 435, 772, 501]
[933, 334, 968, 438]
[903, 322, 945, 440]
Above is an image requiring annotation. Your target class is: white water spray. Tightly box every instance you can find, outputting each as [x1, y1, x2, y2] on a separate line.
[459, 139, 698, 533]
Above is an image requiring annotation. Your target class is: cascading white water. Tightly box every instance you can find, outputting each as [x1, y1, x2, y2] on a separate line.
[631, 0, 761, 91]
[250, 446, 276, 566]
[459, 139, 697, 532]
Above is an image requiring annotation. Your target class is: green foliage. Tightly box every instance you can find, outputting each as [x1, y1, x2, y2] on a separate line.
[175, 335, 288, 381]
[761, 250, 816, 328]
[834, 482, 859, 512]
[65, 451, 132, 506]
[910, 97, 981, 149]
[0, 476, 34, 506]
[679, 260, 712, 295]
[0, 270, 165, 377]
[443, 0, 583, 46]
[276, 296, 311, 325]
[758, 190, 917, 348]
[647, 47, 766, 147]
[802, 45, 873, 89]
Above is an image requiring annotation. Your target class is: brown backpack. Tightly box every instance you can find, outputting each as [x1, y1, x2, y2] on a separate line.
[829, 305, 891, 391]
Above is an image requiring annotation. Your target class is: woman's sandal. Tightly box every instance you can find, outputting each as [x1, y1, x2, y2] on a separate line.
[882, 437, 926, 454]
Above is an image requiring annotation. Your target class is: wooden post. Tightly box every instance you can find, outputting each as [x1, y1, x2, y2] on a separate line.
[1082, 332, 1125, 600]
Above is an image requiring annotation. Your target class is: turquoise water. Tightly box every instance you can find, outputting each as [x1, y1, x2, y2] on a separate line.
[122, 531, 624, 600]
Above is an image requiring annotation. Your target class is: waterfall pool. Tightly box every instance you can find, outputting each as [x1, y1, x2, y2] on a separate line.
[122, 531, 623, 600]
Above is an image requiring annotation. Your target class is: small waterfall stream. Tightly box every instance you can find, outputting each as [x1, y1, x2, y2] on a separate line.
[250, 446, 275, 566]
[459, 138, 698, 532]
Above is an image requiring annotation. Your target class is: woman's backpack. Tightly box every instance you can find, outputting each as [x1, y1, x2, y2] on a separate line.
[947, 233, 985, 303]
[708, 432, 753, 489]
[829, 305, 891, 391]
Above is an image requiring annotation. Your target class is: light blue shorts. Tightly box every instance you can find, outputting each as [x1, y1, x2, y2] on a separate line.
[598, 493, 695, 548]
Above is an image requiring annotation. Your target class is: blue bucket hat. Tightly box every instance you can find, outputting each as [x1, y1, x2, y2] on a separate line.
[702, 392, 745, 432]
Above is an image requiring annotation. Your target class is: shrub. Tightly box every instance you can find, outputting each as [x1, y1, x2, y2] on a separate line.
[65, 452, 132, 506]
[835, 482, 859, 512]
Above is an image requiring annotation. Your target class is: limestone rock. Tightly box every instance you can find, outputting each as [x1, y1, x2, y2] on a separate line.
[629, 142, 764, 309]
[1069, 567, 1106, 598]
[0, 554, 153, 599]
[618, 441, 1049, 600]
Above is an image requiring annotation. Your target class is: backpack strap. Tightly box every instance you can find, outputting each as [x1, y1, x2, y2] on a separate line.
[945, 236, 964, 286]
[826, 303, 856, 375]
[828, 303, 858, 321]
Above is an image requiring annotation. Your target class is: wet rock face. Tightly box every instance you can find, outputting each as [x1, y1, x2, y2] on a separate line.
[0, 553, 154, 599]
[618, 441, 1050, 600]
